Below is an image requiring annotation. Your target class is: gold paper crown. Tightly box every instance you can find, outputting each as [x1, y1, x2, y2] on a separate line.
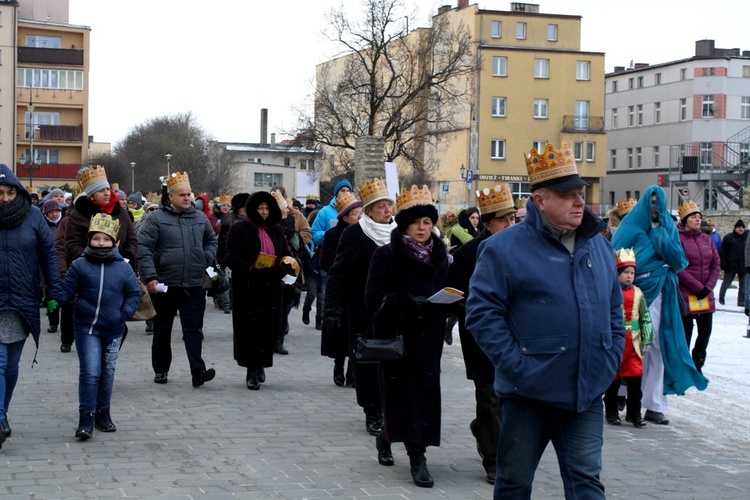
[617, 198, 637, 217]
[76, 165, 108, 192]
[167, 171, 190, 192]
[524, 142, 578, 189]
[335, 191, 359, 213]
[358, 177, 392, 207]
[477, 184, 516, 217]
[516, 197, 528, 209]
[678, 200, 700, 221]
[396, 185, 433, 212]
[214, 194, 232, 204]
[146, 191, 160, 204]
[88, 213, 120, 243]
[271, 190, 288, 210]
[615, 247, 636, 269]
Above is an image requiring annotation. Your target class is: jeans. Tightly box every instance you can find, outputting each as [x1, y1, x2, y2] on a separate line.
[75, 332, 122, 412]
[152, 286, 207, 375]
[719, 270, 746, 306]
[0, 339, 27, 415]
[496, 395, 605, 499]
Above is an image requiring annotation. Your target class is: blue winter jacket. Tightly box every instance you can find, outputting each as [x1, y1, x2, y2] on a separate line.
[58, 252, 141, 336]
[310, 179, 353, 245]
[0, 164, 62, 346]
[466, 199, 625, 412]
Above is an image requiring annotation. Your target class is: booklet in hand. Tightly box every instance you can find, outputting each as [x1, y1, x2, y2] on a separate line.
[427, 287, 464, 304]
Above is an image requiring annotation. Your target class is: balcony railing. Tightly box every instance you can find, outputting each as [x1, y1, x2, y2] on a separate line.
[16, 163, 81, 180]
[20, 125, 83, 142]
[17, 46, 84, 66]
[561, 115, 605, 133]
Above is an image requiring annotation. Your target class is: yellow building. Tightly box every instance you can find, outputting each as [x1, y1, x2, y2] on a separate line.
[15, 0, 89, 192]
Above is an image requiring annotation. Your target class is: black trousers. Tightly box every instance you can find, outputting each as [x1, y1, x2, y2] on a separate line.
[603, 376, 643, 418]
[152, 286, 207, 375]
[682, 313, 713, 371]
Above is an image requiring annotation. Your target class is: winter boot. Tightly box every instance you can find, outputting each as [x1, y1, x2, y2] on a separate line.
[376, 430, 394, 466]
[406, 443, 433, 488]
[95, 406, 117, 432]
[302, 306, 311, 325]
[75, 411, 94, 439]
[333, 358, 345, 386]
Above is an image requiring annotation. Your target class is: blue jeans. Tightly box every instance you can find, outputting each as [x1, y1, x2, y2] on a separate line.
[0, 338, 27, 416]
[75, 332, 122, 412]
[496, 396, 605, 499]
[152, 286, 207, 375]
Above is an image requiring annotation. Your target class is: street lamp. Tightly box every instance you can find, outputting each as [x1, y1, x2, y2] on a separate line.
[19, 154, 41, 188]
[21, 102, 42, 187]
[130, 162, 136, 193]
[165, 153, 172, 177]
[459, 164, 467, 207]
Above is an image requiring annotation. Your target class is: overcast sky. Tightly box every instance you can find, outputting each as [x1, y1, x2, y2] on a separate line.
[68, 0, 747, 147]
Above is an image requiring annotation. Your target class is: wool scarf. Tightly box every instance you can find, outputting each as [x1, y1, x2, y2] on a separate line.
[359, 213, 395, 247]
[0, 194, 31, 229]
[402, 233, 433, 263]
[91, 190, 118, 214]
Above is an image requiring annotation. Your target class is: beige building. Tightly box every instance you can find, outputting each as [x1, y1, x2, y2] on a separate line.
[316, 1, 606, 212]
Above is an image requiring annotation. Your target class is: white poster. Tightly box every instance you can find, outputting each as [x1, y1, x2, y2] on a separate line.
[384, 162, 399, 201]
[295, 171, 320, 199]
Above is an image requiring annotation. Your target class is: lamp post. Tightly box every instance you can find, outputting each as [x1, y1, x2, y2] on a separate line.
[459, 164, 467, 208]
[130, 162, 136, 193]
[21, 102, 42, 187]
[19, 154, 41, 188]
[165, 153, 172, 177]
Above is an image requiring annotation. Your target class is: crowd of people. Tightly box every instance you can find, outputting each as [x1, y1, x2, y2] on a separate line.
[0, 141, 737, 497]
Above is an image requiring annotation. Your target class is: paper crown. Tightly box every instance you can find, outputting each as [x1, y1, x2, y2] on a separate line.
[270, 190, 288, 210]
[358, 177, 392, 207]
[76, 165, 109, 194]
[615, 247, 636, 269]
[145, 191, 160, 204]
[167, 172, 190, 192]
[477, 184, 516, 217]
[306, 195, 319, 203]
[396, 184, 433, 212]
[617, 198, 637, 217]
[335, 191, 359, 213]
[524, 142, 579, 190]
[88, 213, 120, 243]
[516, 197, 528, 209]
[214, 194, 232, 205]
[678, 200, 700, 221]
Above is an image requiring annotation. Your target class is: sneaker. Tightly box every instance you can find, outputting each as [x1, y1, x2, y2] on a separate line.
[60, 344, 72, 353]
[154, 373, 168, 384]
[644, 410, 669, 425]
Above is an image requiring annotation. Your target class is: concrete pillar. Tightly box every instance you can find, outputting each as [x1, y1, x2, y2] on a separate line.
[354, 135, 386, 189]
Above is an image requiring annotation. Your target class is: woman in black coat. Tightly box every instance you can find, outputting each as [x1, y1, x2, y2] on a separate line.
[225, 192, 293, 390]
[364, 191, 448, 488]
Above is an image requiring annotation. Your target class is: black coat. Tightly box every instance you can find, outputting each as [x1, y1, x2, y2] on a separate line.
[365, 230, 449, 446]
[446, 229, 495, 384]
[225, 192, 290, 369]
[720, 230, 747, 273]
[319, 220, 349, 273]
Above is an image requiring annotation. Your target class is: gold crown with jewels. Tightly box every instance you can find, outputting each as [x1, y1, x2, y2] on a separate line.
[167, 171, 190, 192]
[76, 165, 108, 193]
[617, 198, 637, 217]
[88, 213, 120, 243]
[615, 247, 636, 269]
[524, 142, 578, 189]
[358, 177, 392, 208]
[214, 193, 232, 205]
[396, 184, 433, 212]
[477, 184, 516, 217]
[335, 191, 359, 213]
[678, 200, 700, 221]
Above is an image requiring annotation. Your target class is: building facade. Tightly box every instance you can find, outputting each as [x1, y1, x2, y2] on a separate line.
[603, 40, 750, 213]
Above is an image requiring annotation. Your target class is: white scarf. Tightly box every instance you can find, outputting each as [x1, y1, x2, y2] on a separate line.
[358, 213, 395, 247]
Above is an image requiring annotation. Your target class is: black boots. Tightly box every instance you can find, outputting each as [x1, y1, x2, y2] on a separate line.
[333, 358, 345, 386]
[192, 368, 216, 387]
[95, 406, 117, 432]
[75, 411, 94, 439]
[246, 367, 260, 390]
[302, 307, 311, 325]
[406, 444, 433, 488]
[376, 430, 394, 466]
[365, 413, 383, 436]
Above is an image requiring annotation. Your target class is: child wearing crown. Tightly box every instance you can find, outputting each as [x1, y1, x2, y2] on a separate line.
[603, 248, 654, 427]
[57, 214, 141, 440]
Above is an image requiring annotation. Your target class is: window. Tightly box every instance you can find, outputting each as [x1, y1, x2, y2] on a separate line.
[299, 159, 314, 170]
[655, 73, 662, 85]
[574, 142, 583, 161]
[680, 98, 687, 120]
[702, 67, 716, 76]
[611, 109, 618, 129]
[626, 191, 631, 199]
[612, 81, 618, 92]
[742, 97, 750, 119]
[680, 68, 687, 80]
[24, 111, 60, 139]
[254, 172, 283, 187]
[533, 99, 548, 119]
[637, 104, 643, 125]
[586, 142, 595, 162]
[25, 35, 62, 48]
[491, 20, 501, 38]
[17, 68, 84, 91]
[532, 141, 546, 152]
[284, 157, 291, 166]
[610, 150, 617, 170]
[744, 66, 750, 78]
[575, 100, 589, 129]
[547, 24, 558, 41]
[510, 182, 532, 200]
[491, 97, 506, 117]
[637, 76, 644, 88]
[491, 140, 506, 159]
[576, 61, 590, 81]
[655, 102, 661, 123]
[636, 147, 642, 168]
[628, 106, 635, 127]
[516, 22, 526, 39]
[634, 190, 640, 200]
[702, 95, 715, 117]
[654, 146, 660, 167]
[628, 78, 634, 89]
[534, 59, 549, 78]
[492, 56, 507, 76]
[627, 148, 633, 168]
[700, 142, 713, 166]
[23, 148, 59, 164]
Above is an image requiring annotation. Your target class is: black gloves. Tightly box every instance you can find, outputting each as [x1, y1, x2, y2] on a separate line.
[410, 295, 431, 318]
[695, 287, 711, 300]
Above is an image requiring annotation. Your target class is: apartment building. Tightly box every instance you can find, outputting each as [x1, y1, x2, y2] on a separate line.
[603, 40, 750, 212]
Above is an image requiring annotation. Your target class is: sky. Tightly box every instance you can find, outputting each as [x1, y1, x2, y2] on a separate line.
[67, 0, 748, 147]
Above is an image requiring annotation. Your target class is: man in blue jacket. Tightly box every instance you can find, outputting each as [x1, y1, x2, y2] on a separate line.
[466, 143, 625, 499]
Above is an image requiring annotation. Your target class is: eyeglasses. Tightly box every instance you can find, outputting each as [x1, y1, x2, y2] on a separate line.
[147, 207, 157, 212]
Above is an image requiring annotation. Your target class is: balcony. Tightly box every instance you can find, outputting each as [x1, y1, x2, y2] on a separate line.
[20, 125, 83, 143]
[561, 115, 605, 134]
[16, 163, 81, 180]
[18, 46, 84, 66]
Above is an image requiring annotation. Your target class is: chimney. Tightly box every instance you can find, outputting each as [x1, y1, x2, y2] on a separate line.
[457, 0, 469, 8]
[270, 133, 276, 147]
[260, 108, 268, 145]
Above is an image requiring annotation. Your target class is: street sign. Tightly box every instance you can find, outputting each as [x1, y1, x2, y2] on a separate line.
[466, 169, 473, 184]
[442, 184, 449, 193]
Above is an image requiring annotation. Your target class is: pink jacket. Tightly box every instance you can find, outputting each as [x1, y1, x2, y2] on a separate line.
[677, 226, 720, 314]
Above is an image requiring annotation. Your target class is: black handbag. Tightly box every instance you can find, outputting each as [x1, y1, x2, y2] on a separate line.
[354, 335, 405, 363]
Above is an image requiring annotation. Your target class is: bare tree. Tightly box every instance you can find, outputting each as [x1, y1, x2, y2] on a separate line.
[306, 0, 475, 177]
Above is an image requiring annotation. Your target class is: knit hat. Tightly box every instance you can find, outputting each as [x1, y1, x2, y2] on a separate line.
[42, 199, 61, 214]
[115, 190, 127, 202]
[77, 165, 110, 196]
[334, 179, 353, 196]
[735, 219, 745, 229]
[47, 188, 64, 200]
[127, 192, 143, 208]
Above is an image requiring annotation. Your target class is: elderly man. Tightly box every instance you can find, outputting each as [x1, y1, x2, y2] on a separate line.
[466, 143, 625, 498]
[138, 172, 218, 388]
